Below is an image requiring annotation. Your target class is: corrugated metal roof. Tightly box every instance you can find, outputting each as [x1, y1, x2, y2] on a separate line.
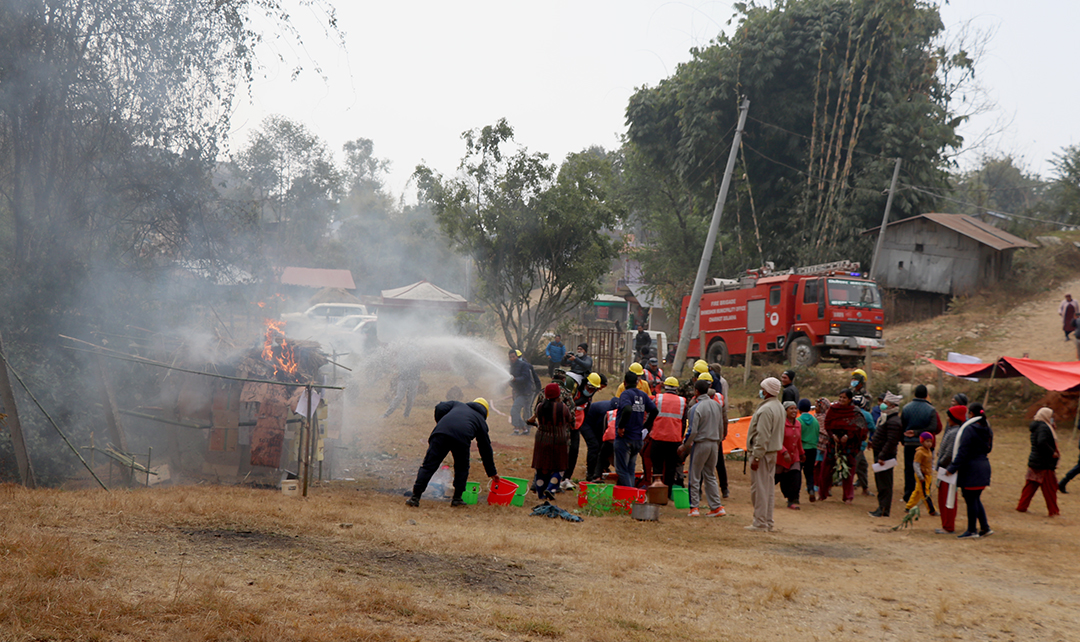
[863, 213, 1037, 251]
[279, 267, 356, 289]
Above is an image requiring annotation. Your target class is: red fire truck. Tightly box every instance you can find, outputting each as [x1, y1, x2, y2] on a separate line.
[680, 261, 884, 368]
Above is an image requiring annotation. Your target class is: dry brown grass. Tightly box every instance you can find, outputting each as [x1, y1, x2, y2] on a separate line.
[4, 408, 1080, 642]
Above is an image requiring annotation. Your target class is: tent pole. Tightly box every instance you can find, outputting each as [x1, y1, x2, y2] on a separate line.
[982, 363, 997, 407]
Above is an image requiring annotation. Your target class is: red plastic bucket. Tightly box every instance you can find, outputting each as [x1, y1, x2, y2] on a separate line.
[611, 485, 646, 514]
[487, 478, 519, 506]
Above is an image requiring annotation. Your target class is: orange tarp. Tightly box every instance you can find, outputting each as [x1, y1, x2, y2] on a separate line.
[928, 357, 1080, 392]
[723, 416, 750, 454]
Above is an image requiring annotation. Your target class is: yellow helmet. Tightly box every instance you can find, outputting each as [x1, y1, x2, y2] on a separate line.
[587, 372, 602, 388]
[851, 368, 867, 380]
[472, 398, 490, 414]
[698, 372, 713, 382]
[664, 376, 680, 388]
[515, 349, 522, 357]
[693, 360, 709, 374]
[629, 362, 644, 375]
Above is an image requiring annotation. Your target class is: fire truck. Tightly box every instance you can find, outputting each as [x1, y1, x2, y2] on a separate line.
[680, 261, 884, 368]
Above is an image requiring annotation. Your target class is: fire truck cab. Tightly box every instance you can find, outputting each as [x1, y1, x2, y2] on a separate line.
[680, 261, 884, 368]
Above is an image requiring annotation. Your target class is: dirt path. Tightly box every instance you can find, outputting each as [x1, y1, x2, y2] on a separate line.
[974, 278, 1080, 362]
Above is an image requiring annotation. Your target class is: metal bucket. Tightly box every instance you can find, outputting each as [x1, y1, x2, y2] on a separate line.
[631, 503, 660, 521]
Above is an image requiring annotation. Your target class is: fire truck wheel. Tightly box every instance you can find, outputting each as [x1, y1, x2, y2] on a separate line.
[706, 340, 729, 366]
[788, 336, 819, 368]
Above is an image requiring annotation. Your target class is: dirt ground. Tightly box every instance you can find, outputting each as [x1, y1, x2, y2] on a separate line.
[6, 277, 1080, 641]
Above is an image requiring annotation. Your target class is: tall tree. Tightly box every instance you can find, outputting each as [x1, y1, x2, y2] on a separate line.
[232, 115, 343, 258]
[624, 0, 974, 307]
[1045, 145, 1080, 225]
[415, 121, 622, 358]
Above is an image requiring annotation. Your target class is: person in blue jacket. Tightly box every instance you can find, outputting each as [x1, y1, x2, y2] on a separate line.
[406, 399, 499, 507]
[614, 372, 658, 487]
[545, 335, 566, 378]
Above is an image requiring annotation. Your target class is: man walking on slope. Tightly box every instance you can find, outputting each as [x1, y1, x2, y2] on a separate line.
[746, 377, 786, 531]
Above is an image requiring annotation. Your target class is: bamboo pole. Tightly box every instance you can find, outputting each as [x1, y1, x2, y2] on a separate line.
[60, 341, 343, 390]
[0, 331, 36, 488]
[0, 349, 108, 491]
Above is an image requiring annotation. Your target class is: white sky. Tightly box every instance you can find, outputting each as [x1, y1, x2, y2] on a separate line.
[229, 1, 1080, 201]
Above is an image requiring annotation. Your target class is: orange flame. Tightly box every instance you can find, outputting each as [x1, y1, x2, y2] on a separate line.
[263, 318, 299, 380]
[256, 301, 267, 308]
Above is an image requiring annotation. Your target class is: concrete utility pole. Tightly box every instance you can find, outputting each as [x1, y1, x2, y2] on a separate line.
[0, 331, 36, 488]
[869, 158, 902, 281]
[673, 98, 750, 376]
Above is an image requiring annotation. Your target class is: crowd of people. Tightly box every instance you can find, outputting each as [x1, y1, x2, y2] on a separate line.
[404, 344, 1066, 541]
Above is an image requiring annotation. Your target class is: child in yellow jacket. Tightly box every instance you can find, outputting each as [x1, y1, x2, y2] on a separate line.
[905, 432, 938, 514]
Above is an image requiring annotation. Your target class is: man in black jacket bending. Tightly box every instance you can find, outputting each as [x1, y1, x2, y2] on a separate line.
[406, 399, 499, 507]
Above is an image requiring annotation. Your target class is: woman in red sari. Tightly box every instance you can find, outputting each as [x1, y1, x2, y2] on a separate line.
[817, 389, 869, 504]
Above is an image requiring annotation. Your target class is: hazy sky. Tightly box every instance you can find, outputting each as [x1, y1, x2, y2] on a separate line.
[229, 1, 1080, 202]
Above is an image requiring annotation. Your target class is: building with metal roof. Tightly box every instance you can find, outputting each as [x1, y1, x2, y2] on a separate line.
[862, 213, 1037, 320]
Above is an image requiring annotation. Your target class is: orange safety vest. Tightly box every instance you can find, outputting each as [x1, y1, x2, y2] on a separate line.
[574, 405, 585, 430]
[643, 368, 663, 395]
[651, 393, 686, 442]
[603, 409, 617, 441]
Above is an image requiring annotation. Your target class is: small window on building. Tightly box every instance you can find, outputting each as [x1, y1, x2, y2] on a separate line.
[915, 243, 924, 252]
[769, 286, 781, 305]
[596, 306, 610, 320]
[898, 261, 904, 269]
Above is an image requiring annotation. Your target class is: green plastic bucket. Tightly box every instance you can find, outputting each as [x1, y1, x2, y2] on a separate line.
[461, 481, 480, 505]
[671, 485, 690, 510]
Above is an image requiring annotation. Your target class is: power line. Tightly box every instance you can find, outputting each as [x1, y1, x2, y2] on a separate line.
[901, 184, 1073, 227]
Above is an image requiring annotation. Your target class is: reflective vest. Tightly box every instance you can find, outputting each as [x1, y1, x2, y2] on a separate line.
[574, 406, 585, 430]
[603, 409, 617, 441]
[643, 368, 663, 395]
[651, 393, 686, 442]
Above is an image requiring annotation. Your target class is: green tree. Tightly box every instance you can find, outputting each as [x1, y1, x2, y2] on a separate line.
[233, 115, 342, 258]
[624, 0, 973, 306]
[1045, 145, 1080, 224]
[0, 0, 338, 484]
[415, 121, 622, 358]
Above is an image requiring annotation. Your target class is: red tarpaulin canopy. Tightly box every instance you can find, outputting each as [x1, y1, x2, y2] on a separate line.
[928, 357, 1080, 392]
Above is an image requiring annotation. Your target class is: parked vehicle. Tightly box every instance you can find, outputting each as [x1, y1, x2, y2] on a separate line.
[282, 303, 371, 324]
[680, 260, 884, 368]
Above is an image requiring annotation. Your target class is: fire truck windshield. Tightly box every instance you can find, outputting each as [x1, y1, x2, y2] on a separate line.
[826, 278, 882, 308]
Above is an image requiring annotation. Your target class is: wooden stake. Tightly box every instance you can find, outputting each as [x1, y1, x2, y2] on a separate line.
[0, 331, 36, 488]
[982, 361, 997, 408]
[743, 335, 754, 384]
[302, 384, 313, 497]
[936, 349, 945, 397]
[96, 355, 132, 486]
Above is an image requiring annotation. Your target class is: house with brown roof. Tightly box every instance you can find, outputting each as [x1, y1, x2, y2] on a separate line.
[862, 213, 1036, 321]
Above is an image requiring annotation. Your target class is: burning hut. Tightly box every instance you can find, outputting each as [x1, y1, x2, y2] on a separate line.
[74, 318, 339, 489]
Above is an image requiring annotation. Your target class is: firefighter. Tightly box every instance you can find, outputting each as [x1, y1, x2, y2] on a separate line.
[562, 372, 605, 489]
[643, 357, 664, 395]
[849, 368, 870, 409]
[615, 362, 653, 396]
[406, 398, 499, 507]
[382, 345, 422, 419]
[651, 377, 688, 491]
